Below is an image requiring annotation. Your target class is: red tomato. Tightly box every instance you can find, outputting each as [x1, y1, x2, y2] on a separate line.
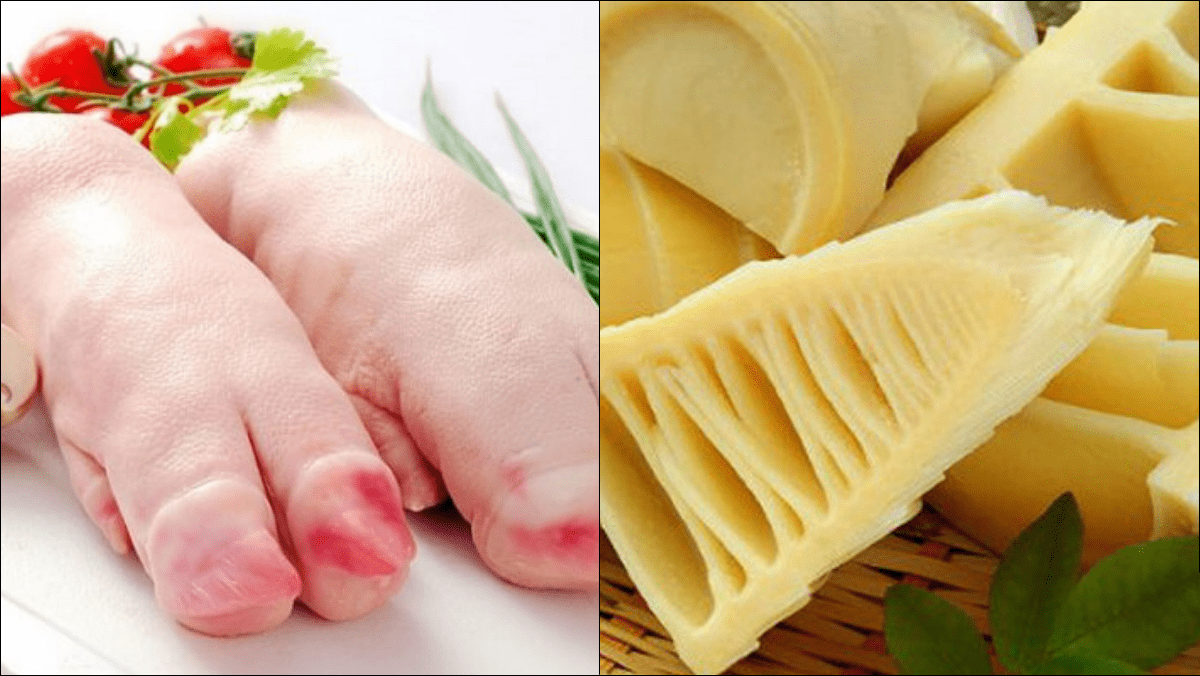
[2, 74, 30, 116]
[81, 106, 152, 147]
[155, 27, 251, 97]
[21, 30, 125, 113]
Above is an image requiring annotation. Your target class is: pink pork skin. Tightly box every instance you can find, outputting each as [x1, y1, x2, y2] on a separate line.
[1, 113, 420, 635]
[175, 81, 600, 591]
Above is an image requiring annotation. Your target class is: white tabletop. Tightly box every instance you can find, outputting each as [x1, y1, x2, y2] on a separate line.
[0, 3, 598, 674]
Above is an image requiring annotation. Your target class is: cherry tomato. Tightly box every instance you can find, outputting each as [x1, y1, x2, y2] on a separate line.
[21, 30, 125, 113]
[81, 106, 152, 147]
[1, 75, 31, 116]
[155, 27, 251, 97]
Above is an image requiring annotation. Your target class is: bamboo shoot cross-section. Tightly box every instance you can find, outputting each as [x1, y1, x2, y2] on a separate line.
[600, 191, 1154, 674]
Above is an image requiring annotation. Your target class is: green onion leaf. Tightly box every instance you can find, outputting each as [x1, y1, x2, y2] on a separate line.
[418, 72, 598, 304]
[496, 95, 583, 281]
[421, 66, 513, 205]
[525, 214, 599, 264]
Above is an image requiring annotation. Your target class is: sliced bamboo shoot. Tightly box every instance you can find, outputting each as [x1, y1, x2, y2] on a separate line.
[600, 1, 1018, 254]
[871, 1, 1199, 258]
[601, 191, 1152, 673]
[929, 253, 1200, 563]
[599, 147, 777, 328]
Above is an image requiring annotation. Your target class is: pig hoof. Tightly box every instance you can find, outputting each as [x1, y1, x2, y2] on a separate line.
[477, 460, 600, 590]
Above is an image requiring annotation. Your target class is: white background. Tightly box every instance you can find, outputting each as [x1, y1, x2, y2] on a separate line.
[0, 2, 599, 674]
[0, 0, 599, 214]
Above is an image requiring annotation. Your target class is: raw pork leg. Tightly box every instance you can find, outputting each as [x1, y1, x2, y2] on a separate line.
[176, 81, 600, 590]
[1, 114, 415, 633]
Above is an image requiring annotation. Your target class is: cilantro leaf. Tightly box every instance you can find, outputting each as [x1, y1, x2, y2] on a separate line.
[217, 27, 338, 133]
[149, 97, 205, 171]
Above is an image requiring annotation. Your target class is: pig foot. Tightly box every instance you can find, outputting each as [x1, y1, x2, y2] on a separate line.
[174, 81, 600, 589]
[2, 114, 417, 633]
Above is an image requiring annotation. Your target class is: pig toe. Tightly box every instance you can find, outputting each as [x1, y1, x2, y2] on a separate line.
[476, 459, 600, 590]
[145, 479, 301, 635]
[60, 438, 132, 555]
[350, 394, 448, 512]
[287, 453, 415, 620]
[238, 375, 417, 622]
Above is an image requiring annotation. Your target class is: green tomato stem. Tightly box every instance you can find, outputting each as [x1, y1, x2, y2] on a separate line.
[125, 68, 249, 97]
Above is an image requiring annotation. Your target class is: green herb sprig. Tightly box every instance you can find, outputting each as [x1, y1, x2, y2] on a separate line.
[150, 28, 337, 169]
[884, 493, 1200, 674]
[6, 28, 336, 171]
[420, 69, 599, 304]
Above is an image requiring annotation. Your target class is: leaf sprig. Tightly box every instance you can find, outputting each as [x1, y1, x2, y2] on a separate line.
[420, 69, 599, 304]
[211, 28, 337, 134]
[150, 28, 337, 169]
[5, 28, 337, 171]
[884, 493, 1200, 675]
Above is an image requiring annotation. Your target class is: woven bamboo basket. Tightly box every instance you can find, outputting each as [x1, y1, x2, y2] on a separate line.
[600, 506, 1200, 675]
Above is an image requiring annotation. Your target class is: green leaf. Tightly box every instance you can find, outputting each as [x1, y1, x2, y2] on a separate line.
[418, 74, 598, 303]
[884, 584, 993, 675]
[1045, 536, 1200, 669]
[990, 492, 1083, 672]
[1029, 651, 1146, 675]
[1026, 1, 1081, 30]
[149, 98, 205, 171]
[249, 27, 335, 74]
[421, 66, 513, 204]
[217, 27, 338, 133]
[524, 215, 600, 300]
[496, 95, 583, 280]
[525, 213, 600, 263]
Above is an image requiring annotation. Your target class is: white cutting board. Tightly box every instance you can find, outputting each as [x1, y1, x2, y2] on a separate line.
[0, 3, 599, 674]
